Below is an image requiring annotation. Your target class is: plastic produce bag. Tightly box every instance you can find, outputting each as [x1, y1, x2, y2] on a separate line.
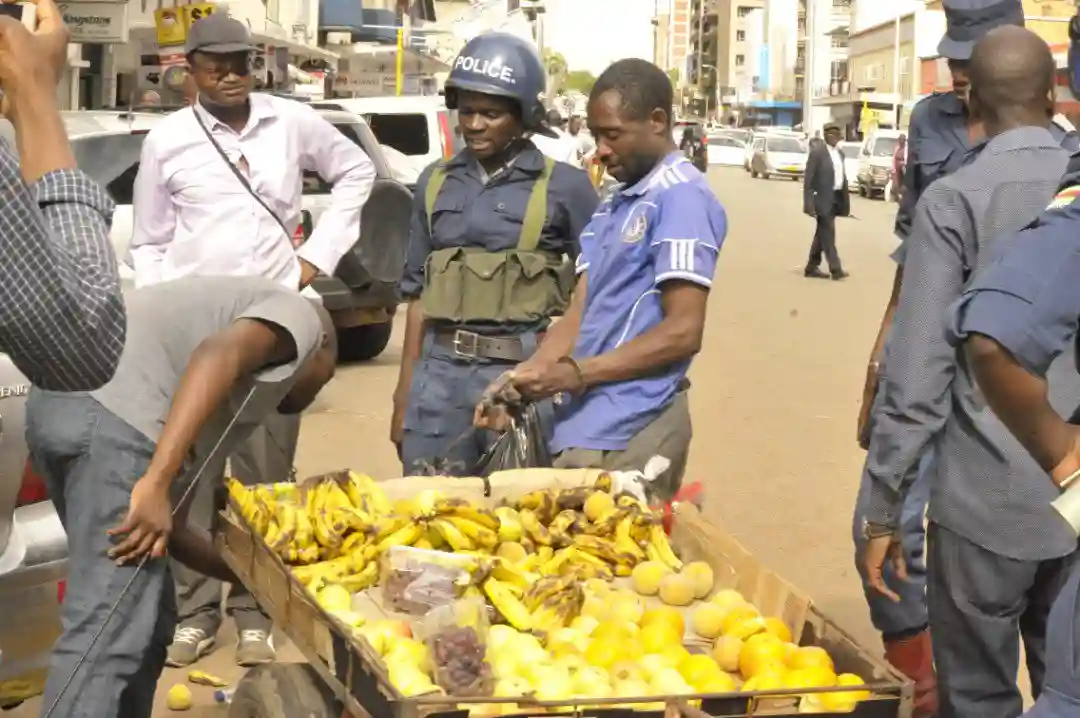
[380, 546, 478, 616]
[415, 597, 493, 697]
[474, 402, 552, 476]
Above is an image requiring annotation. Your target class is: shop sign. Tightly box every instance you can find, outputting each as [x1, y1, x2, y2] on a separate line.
[155, 3, 217, 47]
[154, 7, 185, 46]
[59, 2, 128, 43]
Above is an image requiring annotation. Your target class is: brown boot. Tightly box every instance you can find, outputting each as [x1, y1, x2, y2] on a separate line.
[883, 629, 939, 718]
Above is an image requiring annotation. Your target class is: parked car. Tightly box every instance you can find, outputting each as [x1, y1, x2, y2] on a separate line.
[313, 96, 461, 189]
[57, 106, 412, 363]
[838, 141, 862, 192]
[715, 128, 753, 148]
[749, 134, 807, 181]
[706, 134, 746, 166]
[856, 129, 903, 199]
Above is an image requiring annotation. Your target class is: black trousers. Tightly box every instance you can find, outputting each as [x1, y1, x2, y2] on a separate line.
[807, 191, 843, 274]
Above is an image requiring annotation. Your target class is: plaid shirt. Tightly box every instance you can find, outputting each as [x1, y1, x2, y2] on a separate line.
[0, 142, 125, 390]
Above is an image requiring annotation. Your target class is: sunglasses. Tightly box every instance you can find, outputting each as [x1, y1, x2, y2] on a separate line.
[192, 52, 253, 80]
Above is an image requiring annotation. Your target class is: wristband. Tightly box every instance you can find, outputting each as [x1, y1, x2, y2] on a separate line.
[558, 356, 586, 393]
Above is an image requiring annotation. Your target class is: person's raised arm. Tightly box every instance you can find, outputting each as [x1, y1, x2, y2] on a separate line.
[0, 0, 126, 391]
[295, 104, 377, 287]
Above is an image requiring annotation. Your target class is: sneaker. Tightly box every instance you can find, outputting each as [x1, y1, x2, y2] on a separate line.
[236, 629, 276, 667]
[166, 626, 216, 667]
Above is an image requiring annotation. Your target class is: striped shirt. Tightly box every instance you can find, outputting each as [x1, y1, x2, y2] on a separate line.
[866, 126, 1080, 560]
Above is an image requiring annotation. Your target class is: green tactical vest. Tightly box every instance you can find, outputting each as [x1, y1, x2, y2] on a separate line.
[421, 156, 575, 324]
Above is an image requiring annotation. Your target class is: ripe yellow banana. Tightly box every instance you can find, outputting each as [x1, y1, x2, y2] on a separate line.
[524, 574, 576, 610]
[346, 471, 393, 516]
[341, 561, 379, 592]
[648, 524, 683, 571]
[375, 523, 424, 553]
[614, 516, 647, 560]
[494, 507, 524, 542]
[482, 577, 533, 631]
[412, 490, 444, 519]
[325, 482, 353, 512]
[538, 548, 576, 577]
[519, 509, 553, 547]
[445, 516, 498, 549]
[516, 490, 557, 524]
[434, 497, 501, 531]
[555, 487, 591, 511]
[430, 518, 476, 552]
[573, 535, 637, 567]
[594, 472, 614, 493]
[489, 557, 539, 590]
[371, 515, 409, 543]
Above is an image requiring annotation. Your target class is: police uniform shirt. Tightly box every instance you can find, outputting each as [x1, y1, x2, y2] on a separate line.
[398, 144, 599, 328]
[551, 152, 727, 454]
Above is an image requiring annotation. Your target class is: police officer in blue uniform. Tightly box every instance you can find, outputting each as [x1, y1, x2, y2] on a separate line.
[390, 32, 598, 476]
[850, 2, 1079, 713]
[945, 152, 1080, 717]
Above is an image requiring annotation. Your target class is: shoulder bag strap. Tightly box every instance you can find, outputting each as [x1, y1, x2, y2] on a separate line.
[517, 157, 555, 252]
[192, 108, 292, 241]
[424, 162, 448, 237]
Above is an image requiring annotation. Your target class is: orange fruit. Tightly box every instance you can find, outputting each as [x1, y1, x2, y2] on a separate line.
[614, 636, 643, 662]
[584, 640, 620, 669]
[742, 668, 786, 693]
[657, 643, 691, 668]
[678, 654, 723, 686]
[762, 617, 793, 643]
[836, 673, 871, 702]
[782, 666, 836, 690]
[591, 620, 632, 643]
[738, 636, 786, 679]
[640, 606, 685, 637]
[693, 670, 737, 694]
[721, 605, 761, 635]
[786, 646, 834, 672]
[639, 622, 682, 654]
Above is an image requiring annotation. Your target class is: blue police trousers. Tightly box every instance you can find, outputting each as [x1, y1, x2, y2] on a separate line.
[26, 392, 176, 718]
[1024, 560, 1080, 718]
[401, 331, 551, 476]
[851, 452, 931, 638]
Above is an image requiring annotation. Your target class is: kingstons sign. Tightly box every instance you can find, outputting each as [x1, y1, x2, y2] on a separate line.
[58, 1, 129, 43]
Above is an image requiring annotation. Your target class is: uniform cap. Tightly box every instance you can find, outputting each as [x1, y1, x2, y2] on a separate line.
[185, 13, 257, 55]
[938, 0, 1024, 61]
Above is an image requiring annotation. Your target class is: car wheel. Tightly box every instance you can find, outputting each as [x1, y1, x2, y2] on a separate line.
[228, 664, 341, 718]
[858, 183, 867, 197]
[337, 321, 394, 362]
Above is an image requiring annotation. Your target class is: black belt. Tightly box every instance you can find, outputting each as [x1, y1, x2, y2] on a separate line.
[433, 329, 525, 362]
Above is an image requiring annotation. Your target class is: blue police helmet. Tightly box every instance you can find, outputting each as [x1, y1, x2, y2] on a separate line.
[444, 32, 547, 131]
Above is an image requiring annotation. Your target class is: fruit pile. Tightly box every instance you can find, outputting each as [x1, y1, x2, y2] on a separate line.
[227, 474, 872, 713]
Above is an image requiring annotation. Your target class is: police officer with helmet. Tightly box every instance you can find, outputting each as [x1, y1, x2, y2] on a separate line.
[390, 32, 598, 475]
[852, 2, 1077, 715]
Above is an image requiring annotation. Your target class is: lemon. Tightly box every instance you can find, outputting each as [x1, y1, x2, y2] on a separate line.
[165, 684, 193, 711]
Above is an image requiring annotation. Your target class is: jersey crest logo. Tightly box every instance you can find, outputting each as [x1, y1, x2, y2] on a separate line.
[623, 213, 648, 244]
[1048, 185, 1080, 210]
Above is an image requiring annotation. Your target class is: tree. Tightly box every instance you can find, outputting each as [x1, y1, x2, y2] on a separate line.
[565, 70, 596, 94]
[667, 68, 680, 87]
[543, 50, 569, 94]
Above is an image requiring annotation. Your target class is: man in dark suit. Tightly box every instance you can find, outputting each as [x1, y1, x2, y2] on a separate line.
[803, 122, 850, 280]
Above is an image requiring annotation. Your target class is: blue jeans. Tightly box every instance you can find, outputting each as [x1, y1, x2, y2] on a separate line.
[851, 452, 932, 638]
[26, 391, 176, 718]
[1025, 561, 1080, 718]
[401, 331, 552, 476]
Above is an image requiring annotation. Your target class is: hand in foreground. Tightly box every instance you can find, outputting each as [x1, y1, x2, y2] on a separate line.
[473, 370, 519, 431]
[1050, 428, 1080, 487]
[107, 477, 173, 565]
[857, 362, 880, 449]
[390, 389, 407, 460]
[508, 358, 583, 401]
[862, 531, 907, 603]
[0, 0, 70, 102]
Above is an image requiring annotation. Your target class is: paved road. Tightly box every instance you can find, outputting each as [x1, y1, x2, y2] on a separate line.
[13, 167, 904, 716]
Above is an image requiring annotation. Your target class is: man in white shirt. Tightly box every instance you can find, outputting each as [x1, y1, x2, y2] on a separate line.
[130, 12, 375, 668]
[801, 122, 850, 280]
[530, 108, 581, 165]
[569, 114, 595, 163]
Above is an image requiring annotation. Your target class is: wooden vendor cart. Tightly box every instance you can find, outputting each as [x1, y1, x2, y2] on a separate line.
[214, 470, 914, 718]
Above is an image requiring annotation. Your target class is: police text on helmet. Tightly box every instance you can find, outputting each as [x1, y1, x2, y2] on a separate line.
[453, 56, 516, 84]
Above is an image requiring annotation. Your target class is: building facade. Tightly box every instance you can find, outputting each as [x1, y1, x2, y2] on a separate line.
[799, 0, 851, 134]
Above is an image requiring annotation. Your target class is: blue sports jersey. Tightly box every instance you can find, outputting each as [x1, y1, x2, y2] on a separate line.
[551, 152, 727, 453]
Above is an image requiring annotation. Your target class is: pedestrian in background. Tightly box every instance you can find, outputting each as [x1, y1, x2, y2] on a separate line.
[391, 32, 597, 476]
[0, 0, 127, 392]
[130, 13, 375, 667]
[848, 3, 1078, 713]
[802, 122, 849, 280]
[862, 26, 1080, 717]
[890, 133, 906, 202]
[531, 107, 581, 165]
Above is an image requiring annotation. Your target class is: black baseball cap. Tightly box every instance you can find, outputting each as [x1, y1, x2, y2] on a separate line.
[185, 13, 257, 55]
[823, 122, 841, 133]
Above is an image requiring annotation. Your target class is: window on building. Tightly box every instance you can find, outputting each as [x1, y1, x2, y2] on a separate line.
[737, 6, 752, 17]
[830, 36, 847, 48]
[736, 30, 745, 41]
[830, 59, 847, 81]
[735, 54, 745, 66]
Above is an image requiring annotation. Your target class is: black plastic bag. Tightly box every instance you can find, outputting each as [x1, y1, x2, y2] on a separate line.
[474, 403, 553, 476]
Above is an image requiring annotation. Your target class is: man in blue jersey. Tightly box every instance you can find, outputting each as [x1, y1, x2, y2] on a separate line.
[475, 58, 727, 499]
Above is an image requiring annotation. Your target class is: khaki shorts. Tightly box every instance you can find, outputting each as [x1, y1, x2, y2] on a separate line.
[553, 391, 692, 501]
